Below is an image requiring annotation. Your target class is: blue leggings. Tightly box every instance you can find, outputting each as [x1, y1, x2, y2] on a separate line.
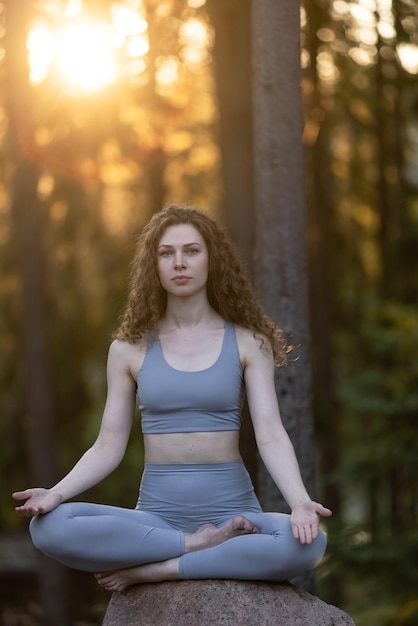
[29, 462, 327, 581]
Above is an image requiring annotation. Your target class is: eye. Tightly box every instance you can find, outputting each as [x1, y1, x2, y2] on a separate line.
[158, 250, 174, 257]
[186, 248, 199, 255]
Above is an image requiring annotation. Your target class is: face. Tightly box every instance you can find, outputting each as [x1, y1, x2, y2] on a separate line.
[157, 223, 209, 297]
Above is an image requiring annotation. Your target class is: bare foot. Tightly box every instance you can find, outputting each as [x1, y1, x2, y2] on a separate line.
[185, 515, 259, 553]
[94, 516, 259, 593]
[95, 558, 180, 592]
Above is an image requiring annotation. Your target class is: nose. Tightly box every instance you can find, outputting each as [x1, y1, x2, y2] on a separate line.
[174, 251, 186, 270]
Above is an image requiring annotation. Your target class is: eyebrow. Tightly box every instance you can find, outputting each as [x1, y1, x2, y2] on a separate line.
[157, 242, 202, 249]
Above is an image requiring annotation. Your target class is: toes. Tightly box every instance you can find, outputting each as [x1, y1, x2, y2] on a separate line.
[234, 515, 254, 531]
[233, 515, 259, 535]
[100, 579, 116, 592]
[96, 575, 113, 589]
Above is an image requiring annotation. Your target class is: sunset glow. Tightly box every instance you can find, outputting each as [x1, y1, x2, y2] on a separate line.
[55, 21, 118, 92]
[27, 1, 150, 94]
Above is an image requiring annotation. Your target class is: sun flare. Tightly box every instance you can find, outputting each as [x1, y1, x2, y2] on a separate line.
[55, 21, 118, 92]
[27, 2, 150, 94]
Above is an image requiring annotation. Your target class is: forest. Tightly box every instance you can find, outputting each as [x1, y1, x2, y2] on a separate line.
[0, 0, 417, 625]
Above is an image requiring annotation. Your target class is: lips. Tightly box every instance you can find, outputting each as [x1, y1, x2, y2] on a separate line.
[172, 276, 191, 284]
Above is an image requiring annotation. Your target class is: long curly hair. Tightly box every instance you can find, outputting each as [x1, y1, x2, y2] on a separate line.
[115, 204, 288, 366]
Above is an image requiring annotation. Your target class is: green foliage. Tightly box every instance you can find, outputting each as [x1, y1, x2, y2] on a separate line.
[302, 2, 418, 623]
[325, 296, 418, 624]
[337, 296, 418, 487]
[325, 524, 418, 626]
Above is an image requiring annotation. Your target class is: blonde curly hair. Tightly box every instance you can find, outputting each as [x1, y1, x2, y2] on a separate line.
[115, 204, 288, 366]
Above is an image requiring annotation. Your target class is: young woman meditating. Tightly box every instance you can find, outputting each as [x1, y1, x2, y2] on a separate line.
[13, 204, 331, 592]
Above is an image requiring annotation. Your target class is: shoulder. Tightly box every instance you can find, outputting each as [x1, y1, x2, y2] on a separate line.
[108, 338, 138, 361]
[233, 325, 274, 369]
[107, 337, 148, 381]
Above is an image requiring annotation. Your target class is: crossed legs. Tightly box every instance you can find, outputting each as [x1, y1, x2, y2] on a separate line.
[29, 502, 259, 573]
[30, 503, 327, 593]
[95, 514, 260, 592]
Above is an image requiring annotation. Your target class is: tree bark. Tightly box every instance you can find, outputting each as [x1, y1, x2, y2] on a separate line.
[208, 0, 257, 484]
[208, 0, 255, 276]
[5, 1, 70, 623]
[251, 0, 315, 512]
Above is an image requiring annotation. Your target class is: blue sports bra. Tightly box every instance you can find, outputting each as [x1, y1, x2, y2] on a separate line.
[137, 321, 244, 434]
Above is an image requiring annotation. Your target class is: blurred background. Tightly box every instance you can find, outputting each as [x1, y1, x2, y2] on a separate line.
[0, 0, 417, 625]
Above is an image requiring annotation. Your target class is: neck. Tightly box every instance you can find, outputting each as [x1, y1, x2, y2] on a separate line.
[162, 294, 219, 330]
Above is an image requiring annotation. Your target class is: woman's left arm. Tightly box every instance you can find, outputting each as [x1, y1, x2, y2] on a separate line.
[240, 330, 332, 544]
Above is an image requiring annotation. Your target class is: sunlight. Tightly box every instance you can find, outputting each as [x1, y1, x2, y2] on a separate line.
[155, 57, 179, 86]
[317, 28, 336, 43]
[331, 0, 402, 70]
[55, 21, 117, 92]
[332, 1, 349, 16]
[377, 20, 396, 41]
[317, 50, 340, 83]
[358, 0, 375, 9]
[26, 0, 212, 95]
[178, 18, 212, 69]
[63, 0, 83, 18]
[27, 1, 150, 94]
[349, 3, 375, 27]
[111, 3, 148, 37]
[346, 26, 377, 45]
[27, 22, 54, 84]
[179, 18, 208, 47]
[187, 0, 206, 7]
[125, 35, 150, 58]
[397, 43, 418, 75]
[348, 46, 376, 66]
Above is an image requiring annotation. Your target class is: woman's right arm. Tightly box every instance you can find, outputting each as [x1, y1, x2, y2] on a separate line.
[13, 340, 137, 516]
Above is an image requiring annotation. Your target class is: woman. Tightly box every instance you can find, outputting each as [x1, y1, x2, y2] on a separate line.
[13, 204, 331, 593]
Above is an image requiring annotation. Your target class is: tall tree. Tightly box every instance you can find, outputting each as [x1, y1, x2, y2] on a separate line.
[5, 1, 69, 623]
[251, 0, 316, 551]
[207, 0, 257, 483]
[301, 0, 343, 602]
[207, 0, 255, 274]
[302, 0, 342, 518]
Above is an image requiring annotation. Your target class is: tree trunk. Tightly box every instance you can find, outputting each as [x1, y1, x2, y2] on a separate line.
[251, 1, 316, 588]
[303, 0, 342, 524]
[5, 1, 70, 623]
[208, 0, 257, 484]
[208, 0, 255, 275]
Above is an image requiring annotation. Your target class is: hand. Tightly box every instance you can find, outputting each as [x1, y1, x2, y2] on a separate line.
[290, 501, 332, 544]
[12, 488, 63, 517]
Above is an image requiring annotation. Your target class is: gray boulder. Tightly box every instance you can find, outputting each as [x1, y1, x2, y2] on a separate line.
[102, 579, 355, 625]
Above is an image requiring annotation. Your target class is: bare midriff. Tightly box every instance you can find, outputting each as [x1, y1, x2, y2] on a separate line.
[144, 430, 242, 464]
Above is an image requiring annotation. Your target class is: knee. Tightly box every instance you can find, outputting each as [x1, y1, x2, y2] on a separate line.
[312, 528, 327, 563]
[271, 528, 328, 579]
[296, 529, 328, 573]
[30, 504, 72, 556]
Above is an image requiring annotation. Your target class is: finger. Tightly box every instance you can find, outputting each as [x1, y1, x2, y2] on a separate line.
[297, 526, 306, 544]
[291, 524, 299, 541]
[303, 525, 313, 544]
[316, 504, 332, 517]
[15, 507, 33, 517]
[12, 490, 31, 501]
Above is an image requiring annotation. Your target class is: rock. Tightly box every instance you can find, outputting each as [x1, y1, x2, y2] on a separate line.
[102, 579, 355, 626]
